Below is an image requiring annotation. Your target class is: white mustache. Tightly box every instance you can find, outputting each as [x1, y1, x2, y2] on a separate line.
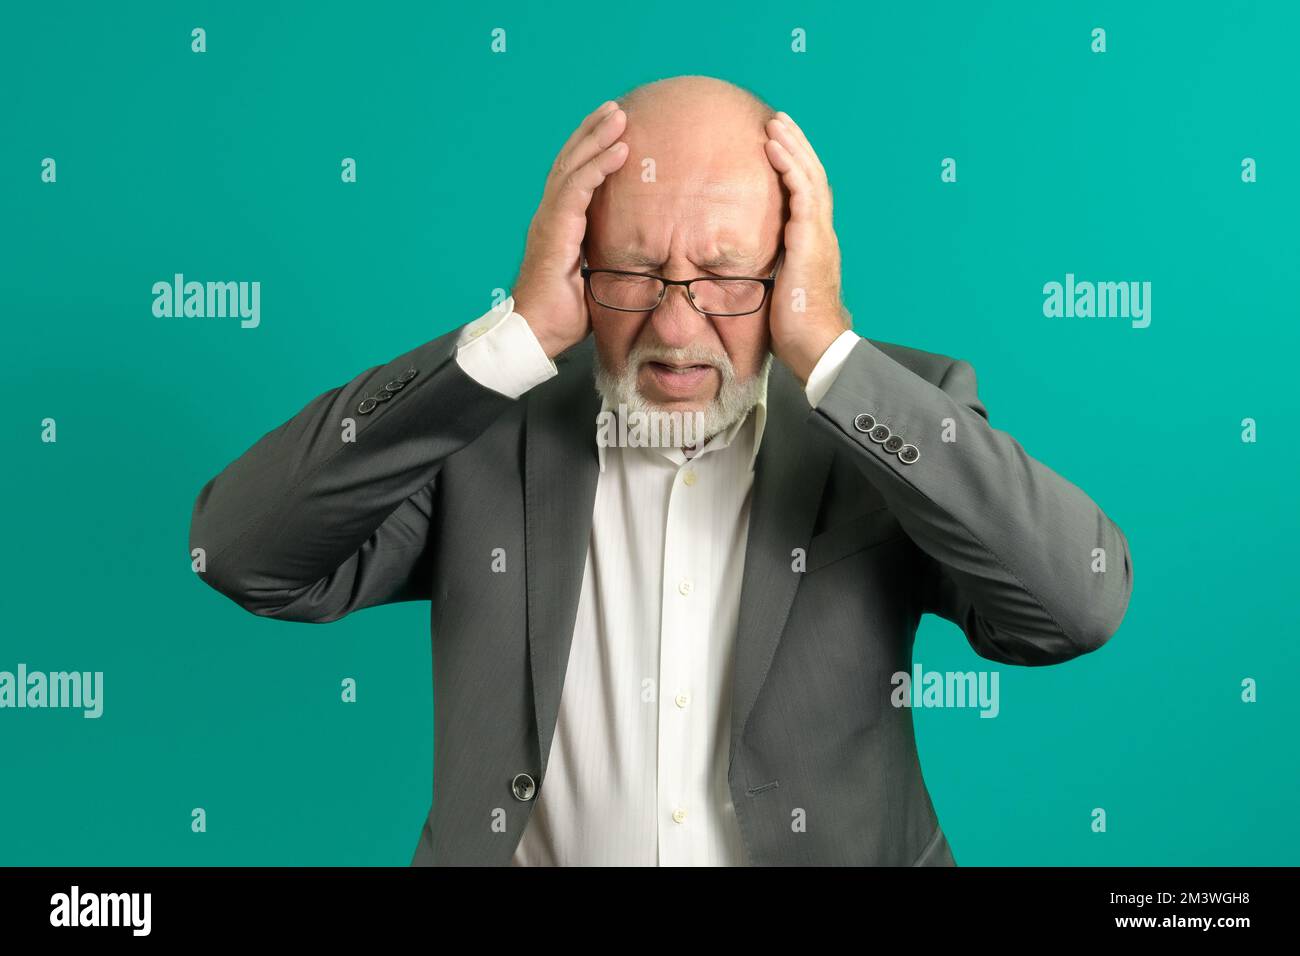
[630, 343, 734, 380]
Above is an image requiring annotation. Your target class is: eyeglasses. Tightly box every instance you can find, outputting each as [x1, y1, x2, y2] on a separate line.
[581, 249, 784, 317]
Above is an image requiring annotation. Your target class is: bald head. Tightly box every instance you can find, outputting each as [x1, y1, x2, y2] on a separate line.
[615, 75, 776, 128]
[587, 74, 785, 276]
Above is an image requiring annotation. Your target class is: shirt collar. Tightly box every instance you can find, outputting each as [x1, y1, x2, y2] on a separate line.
[595, 363, 769, 473]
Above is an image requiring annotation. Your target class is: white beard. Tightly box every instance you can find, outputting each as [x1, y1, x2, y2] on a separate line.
[593, 340, 771, 446]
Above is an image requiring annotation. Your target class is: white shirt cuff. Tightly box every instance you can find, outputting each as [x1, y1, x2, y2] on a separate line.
[455, 295, 558, 399]
[804, 329, 862, 408]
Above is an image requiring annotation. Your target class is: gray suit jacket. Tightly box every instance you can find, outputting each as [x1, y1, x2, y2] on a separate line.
[189, 325, 1133, 866]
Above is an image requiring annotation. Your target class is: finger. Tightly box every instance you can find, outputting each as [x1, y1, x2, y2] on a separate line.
[768, 113, 827, 184]
[764, 139, 820, 222]
[765, 118, 816, 183]
[550, 141, 629, 229]
[555, 107, 626, 179]
[773, 111, 813, 153]
[557, 100, 619, 159]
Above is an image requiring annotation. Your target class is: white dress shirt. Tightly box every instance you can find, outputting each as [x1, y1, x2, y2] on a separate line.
[454, 297, 859, 865]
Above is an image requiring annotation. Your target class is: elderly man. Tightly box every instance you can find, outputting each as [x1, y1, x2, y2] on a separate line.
[189, 75, 1133, 866]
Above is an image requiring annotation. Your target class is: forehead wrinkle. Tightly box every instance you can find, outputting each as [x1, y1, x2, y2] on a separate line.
[603, 248, 663, 268]
[600, 244, 762, 273]
[616, 174, 761, 204]
[596, 178, 775, 271]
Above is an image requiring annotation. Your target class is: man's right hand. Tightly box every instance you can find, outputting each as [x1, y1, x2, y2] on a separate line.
[513, 100, 629, 360]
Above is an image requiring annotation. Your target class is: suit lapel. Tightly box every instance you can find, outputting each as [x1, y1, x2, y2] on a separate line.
[729, 360, 835, 768]
[522, 346, 834, 778]
[523, 342, 601, 779]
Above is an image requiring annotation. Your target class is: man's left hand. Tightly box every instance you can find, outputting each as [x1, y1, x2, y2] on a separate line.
[763, 111, 849, 384]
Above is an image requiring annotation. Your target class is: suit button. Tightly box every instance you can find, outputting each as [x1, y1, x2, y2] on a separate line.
[898, 444, 920, 464]
[511, 772, 537, 801]
[884, 435, 904, 454]
[869, 424, 891, 443]
[853, 413, 875, 433]
[372, 390, 393, 403]
[384, 380, 405, 392]
[399, 368, 417, 383]
[357, 398, 378, 414]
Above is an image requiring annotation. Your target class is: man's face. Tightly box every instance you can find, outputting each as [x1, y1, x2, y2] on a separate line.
[585, 116, 785, 424]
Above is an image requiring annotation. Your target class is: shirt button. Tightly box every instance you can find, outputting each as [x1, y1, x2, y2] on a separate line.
[672, 808, 687, 824]
[682, 470, 698, 486]
[678, 579, 694, 596]
[675, 693, 690, 708]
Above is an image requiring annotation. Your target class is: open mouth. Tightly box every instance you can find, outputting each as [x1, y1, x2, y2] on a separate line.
[645, 361, 714, 392]
[648, 361, 712, 374]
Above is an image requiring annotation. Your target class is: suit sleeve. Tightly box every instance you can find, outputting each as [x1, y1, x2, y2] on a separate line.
[807, 337, 1134, 665]
[188, 323, 520, 623]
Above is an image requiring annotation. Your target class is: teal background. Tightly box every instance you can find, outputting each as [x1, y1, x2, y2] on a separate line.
[1, 1, 1296, 865]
